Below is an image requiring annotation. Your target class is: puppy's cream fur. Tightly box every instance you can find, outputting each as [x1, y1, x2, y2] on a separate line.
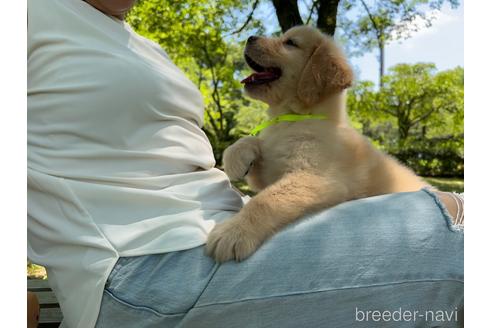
[206, 26, 427, 262]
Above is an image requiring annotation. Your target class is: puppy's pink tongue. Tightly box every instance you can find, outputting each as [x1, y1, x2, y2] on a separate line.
[241, 71, 278, 84]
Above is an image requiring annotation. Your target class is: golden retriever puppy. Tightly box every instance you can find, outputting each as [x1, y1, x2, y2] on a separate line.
[206, 25, 427, 262]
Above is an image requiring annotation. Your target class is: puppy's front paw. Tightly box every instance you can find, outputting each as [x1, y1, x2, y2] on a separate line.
[223, 137, 260, 181]
[206, 217, 263, 263]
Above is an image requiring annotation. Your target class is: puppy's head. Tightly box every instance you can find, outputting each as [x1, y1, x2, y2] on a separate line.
[241, 25, 353, 111]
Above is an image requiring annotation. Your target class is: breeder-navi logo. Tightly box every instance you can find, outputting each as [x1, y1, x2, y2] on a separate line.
[355, 307, 459, 323]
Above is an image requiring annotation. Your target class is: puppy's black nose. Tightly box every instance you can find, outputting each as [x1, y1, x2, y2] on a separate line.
[247, 36, 258, 44]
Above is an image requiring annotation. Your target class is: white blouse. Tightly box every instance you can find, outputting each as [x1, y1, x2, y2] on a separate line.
[27, 1, 244, 327]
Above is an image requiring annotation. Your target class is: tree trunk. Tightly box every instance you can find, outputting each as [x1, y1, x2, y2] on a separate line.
[398, 120, 410, 143]
[272, 0, 304, 32]
[378, 40, 384, 88]
[316, 0, 340, 36]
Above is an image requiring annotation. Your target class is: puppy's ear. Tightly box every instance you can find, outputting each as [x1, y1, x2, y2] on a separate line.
[297, 41, 353, 108]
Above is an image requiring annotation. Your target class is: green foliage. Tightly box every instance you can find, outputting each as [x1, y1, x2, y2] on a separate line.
[339, 0, 459, 55]
[27, 261, 47, 279]
[337, 0, 460, 86]
[348, 63, 464, 177]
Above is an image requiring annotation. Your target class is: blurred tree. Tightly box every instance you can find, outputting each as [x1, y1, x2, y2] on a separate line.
[270, 0, 341, 35]
[258, 0, 460, 86]
[348, 64, 464, 176]
[381, 63, 463, 143]
[340, 0, 459, 87]
[272, 0, 307, 32]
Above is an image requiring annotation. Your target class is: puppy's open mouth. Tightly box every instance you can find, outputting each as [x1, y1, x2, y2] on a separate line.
[241, 54, 282, 85]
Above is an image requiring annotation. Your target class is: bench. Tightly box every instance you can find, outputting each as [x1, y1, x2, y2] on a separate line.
[27, 279, 63, 327]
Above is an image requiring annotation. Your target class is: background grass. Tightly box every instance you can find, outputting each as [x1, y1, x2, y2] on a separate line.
[422, 177, 464, 192]
[233, 177, 464, 196]
[27, 262, 47, 280]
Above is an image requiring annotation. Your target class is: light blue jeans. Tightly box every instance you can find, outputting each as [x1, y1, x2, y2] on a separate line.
[95, 189, 463, 327]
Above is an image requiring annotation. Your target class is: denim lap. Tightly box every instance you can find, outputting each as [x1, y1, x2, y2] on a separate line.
[96, 189, 463, 328]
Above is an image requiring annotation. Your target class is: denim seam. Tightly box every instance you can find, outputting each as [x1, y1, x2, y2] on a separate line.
[421, 187, 464, 233]
[176, 262, 222, 326]
[103, 288, 188, 317]
[104, 242, 204, 287]
[194, 278, 464, 309]
[189, 261, 221, 309]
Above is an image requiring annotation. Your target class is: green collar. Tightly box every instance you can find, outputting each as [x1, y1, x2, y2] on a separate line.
[250, 113, 328, 136]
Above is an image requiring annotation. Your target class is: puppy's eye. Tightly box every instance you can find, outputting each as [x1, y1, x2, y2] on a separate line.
[284, 39, 298, 47]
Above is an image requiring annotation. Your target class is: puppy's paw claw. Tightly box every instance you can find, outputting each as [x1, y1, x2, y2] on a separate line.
[224, 160, 253, 181]
[206, 218, 262, 263]
[223, 137, 260, 181]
